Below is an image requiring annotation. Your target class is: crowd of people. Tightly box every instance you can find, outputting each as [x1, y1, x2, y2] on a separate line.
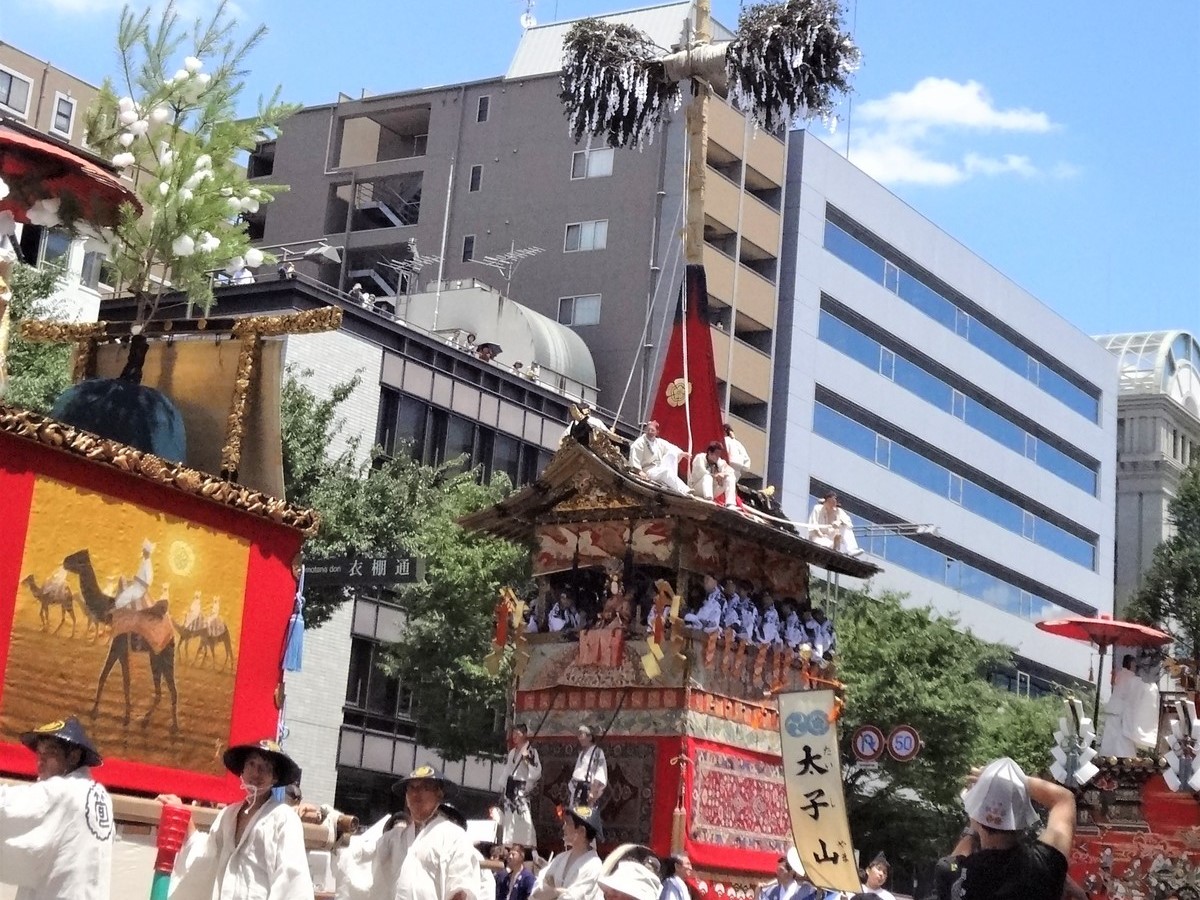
[524, 571, 836, 672]
[0, 706, 1079, 900]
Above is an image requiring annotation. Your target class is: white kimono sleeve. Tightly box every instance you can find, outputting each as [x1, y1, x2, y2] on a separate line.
[444, 832, 483, 900]
[266, 809, 316, 900]
[169, 811, 224, 900]
[0, 780, 54, 888]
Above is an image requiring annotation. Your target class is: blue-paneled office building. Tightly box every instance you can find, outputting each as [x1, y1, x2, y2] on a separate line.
[771, 131, 1118, 694]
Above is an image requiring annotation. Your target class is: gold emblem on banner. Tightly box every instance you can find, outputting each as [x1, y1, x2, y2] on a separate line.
[665, 378, 692, 407]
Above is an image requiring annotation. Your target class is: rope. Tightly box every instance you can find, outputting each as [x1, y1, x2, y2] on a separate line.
[610, 165, 686, 428]
[680, 127, 693, 456]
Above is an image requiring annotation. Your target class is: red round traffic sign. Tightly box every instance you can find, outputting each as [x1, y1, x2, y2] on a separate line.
[887, 725, 922, 762]
[851, 725, 885, 763]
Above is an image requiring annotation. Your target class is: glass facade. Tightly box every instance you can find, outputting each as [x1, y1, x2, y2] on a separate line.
[813, 402, 1097, 569]
[817, 307, 1099, 494]
[809, 495, 1092, 621]
[823, 218, 1100, 422]
[377, 387, 553, 486]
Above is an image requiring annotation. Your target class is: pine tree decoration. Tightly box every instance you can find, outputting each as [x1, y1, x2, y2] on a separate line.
[84, 1, 297, 325]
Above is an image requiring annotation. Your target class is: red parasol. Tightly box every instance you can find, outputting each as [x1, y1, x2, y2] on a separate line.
[1036, 613, 1173, 722]
[0, 118, 141, 229]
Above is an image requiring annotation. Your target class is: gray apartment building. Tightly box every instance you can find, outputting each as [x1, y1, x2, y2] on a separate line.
[774, 131, 1119, 693]
[248, 2, 784, 487]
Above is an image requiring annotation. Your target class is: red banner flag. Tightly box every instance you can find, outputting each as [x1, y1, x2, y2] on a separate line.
[648, 265, 726, 457]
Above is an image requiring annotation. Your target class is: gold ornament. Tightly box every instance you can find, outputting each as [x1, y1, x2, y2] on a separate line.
[665, 377, 692, 408]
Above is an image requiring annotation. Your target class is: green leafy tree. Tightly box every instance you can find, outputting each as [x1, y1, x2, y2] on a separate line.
[833, 590, 1059, 881]
[3, 263, 73, 413]
[279, 370, 526, 759]
[1127, 462, 1200, 658]
[85, 1, 296, 323]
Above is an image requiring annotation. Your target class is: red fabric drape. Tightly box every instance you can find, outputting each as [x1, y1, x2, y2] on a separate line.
[649, 265, 726, 457]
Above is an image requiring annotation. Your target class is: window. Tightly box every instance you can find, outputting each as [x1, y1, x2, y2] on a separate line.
[42, 229, 72, 267]
[476, 96, 490, 123]
[557, 294, 602, 326]
[951, 389, 966, 420]
[879, 347, 895, 381]
[813, 400, 1097, 569]
[468, 165, 482, 192]
[823, 214, 1101, 422]
[874, 434, 891, 468]
[0, 67, 32, 117]
[80, 250, 105, 289]
[817, 304, 1100, 495]
[564, 220, 608, 252]
[571, 148, 614, 179]
[461, 235, 475, 262]
[51, 94, 76, 137]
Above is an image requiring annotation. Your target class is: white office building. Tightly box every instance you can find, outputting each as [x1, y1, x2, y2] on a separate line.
[772, 131, 1118, 693]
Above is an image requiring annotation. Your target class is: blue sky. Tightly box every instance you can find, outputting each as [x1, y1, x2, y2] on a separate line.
[5, 0, 1198, 340]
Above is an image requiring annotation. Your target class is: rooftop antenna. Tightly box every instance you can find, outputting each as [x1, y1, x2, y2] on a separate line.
[520, 0, 537, 29]
[470, 241, 544, 296]
[381, 239, 442, 297]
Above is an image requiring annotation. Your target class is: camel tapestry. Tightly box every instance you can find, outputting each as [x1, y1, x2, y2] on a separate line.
[1, 474, 250, 777]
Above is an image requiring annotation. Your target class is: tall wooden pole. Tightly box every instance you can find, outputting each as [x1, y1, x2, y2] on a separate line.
[683, 0, 712, 267]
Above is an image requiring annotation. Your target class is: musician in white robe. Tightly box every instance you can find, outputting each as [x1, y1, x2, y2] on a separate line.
[783, 607, 804, 649]
[628, 421, 689, 495]
[689, 442, 737, 508]
[807, 493, 861, 556]
[568, 725, 608, 807]
[0, 717, 113, 900]
[529, 806, 603, 900]
[683, 576, 723, 633]
[167, 739, 313, 900]
[1099, 654, 1160, 758]
[759, 596, 782, 646]
[500, 725, 541, 847]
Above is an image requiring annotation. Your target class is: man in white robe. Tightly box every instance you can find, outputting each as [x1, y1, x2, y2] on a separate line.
[806, 493, 861, 556]
[688, 443, 737, 508]
[567, 725, 608, 807]
[501, 725, 541, 847]
[166, 739, 313, 900]
[0, 717, 113, 900]
[385, 767, 481, 900]
[724, 423, 751, 495]
[1099, 654, 1160, 758]
[530, 806, 603, 900]
[628, 421, 690, 495]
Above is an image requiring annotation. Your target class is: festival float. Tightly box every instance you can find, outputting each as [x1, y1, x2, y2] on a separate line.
[1036, 616, 1200, 898]
[0, 70, 338, 897]
[461, 264, 879, 894]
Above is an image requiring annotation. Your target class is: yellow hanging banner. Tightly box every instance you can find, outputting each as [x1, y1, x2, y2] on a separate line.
[777, 689, 861, 893]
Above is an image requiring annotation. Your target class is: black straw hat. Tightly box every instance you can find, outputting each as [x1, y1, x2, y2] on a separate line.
[392, 764, 451, 795]
[566, 804, 604, 841]
[19, 717, 102, 768]
[222, 739, 302, 787]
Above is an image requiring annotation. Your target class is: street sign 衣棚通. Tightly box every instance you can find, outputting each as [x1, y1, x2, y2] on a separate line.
[304, 555, 425, 587]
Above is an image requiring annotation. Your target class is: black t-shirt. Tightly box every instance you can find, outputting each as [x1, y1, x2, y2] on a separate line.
[948, 842, 1068, 900]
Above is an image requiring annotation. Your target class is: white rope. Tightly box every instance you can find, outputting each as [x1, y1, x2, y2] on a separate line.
[609, 162, 686, 429]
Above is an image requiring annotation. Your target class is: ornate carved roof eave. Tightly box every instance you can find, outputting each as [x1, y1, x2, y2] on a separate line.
[461, 439, 881, 579]
[0, 404, 319, 536]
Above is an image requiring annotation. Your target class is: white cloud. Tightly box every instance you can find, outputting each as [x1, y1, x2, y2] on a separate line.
[821, 77, 1074, 188]
[857, 77, 1055, 135]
